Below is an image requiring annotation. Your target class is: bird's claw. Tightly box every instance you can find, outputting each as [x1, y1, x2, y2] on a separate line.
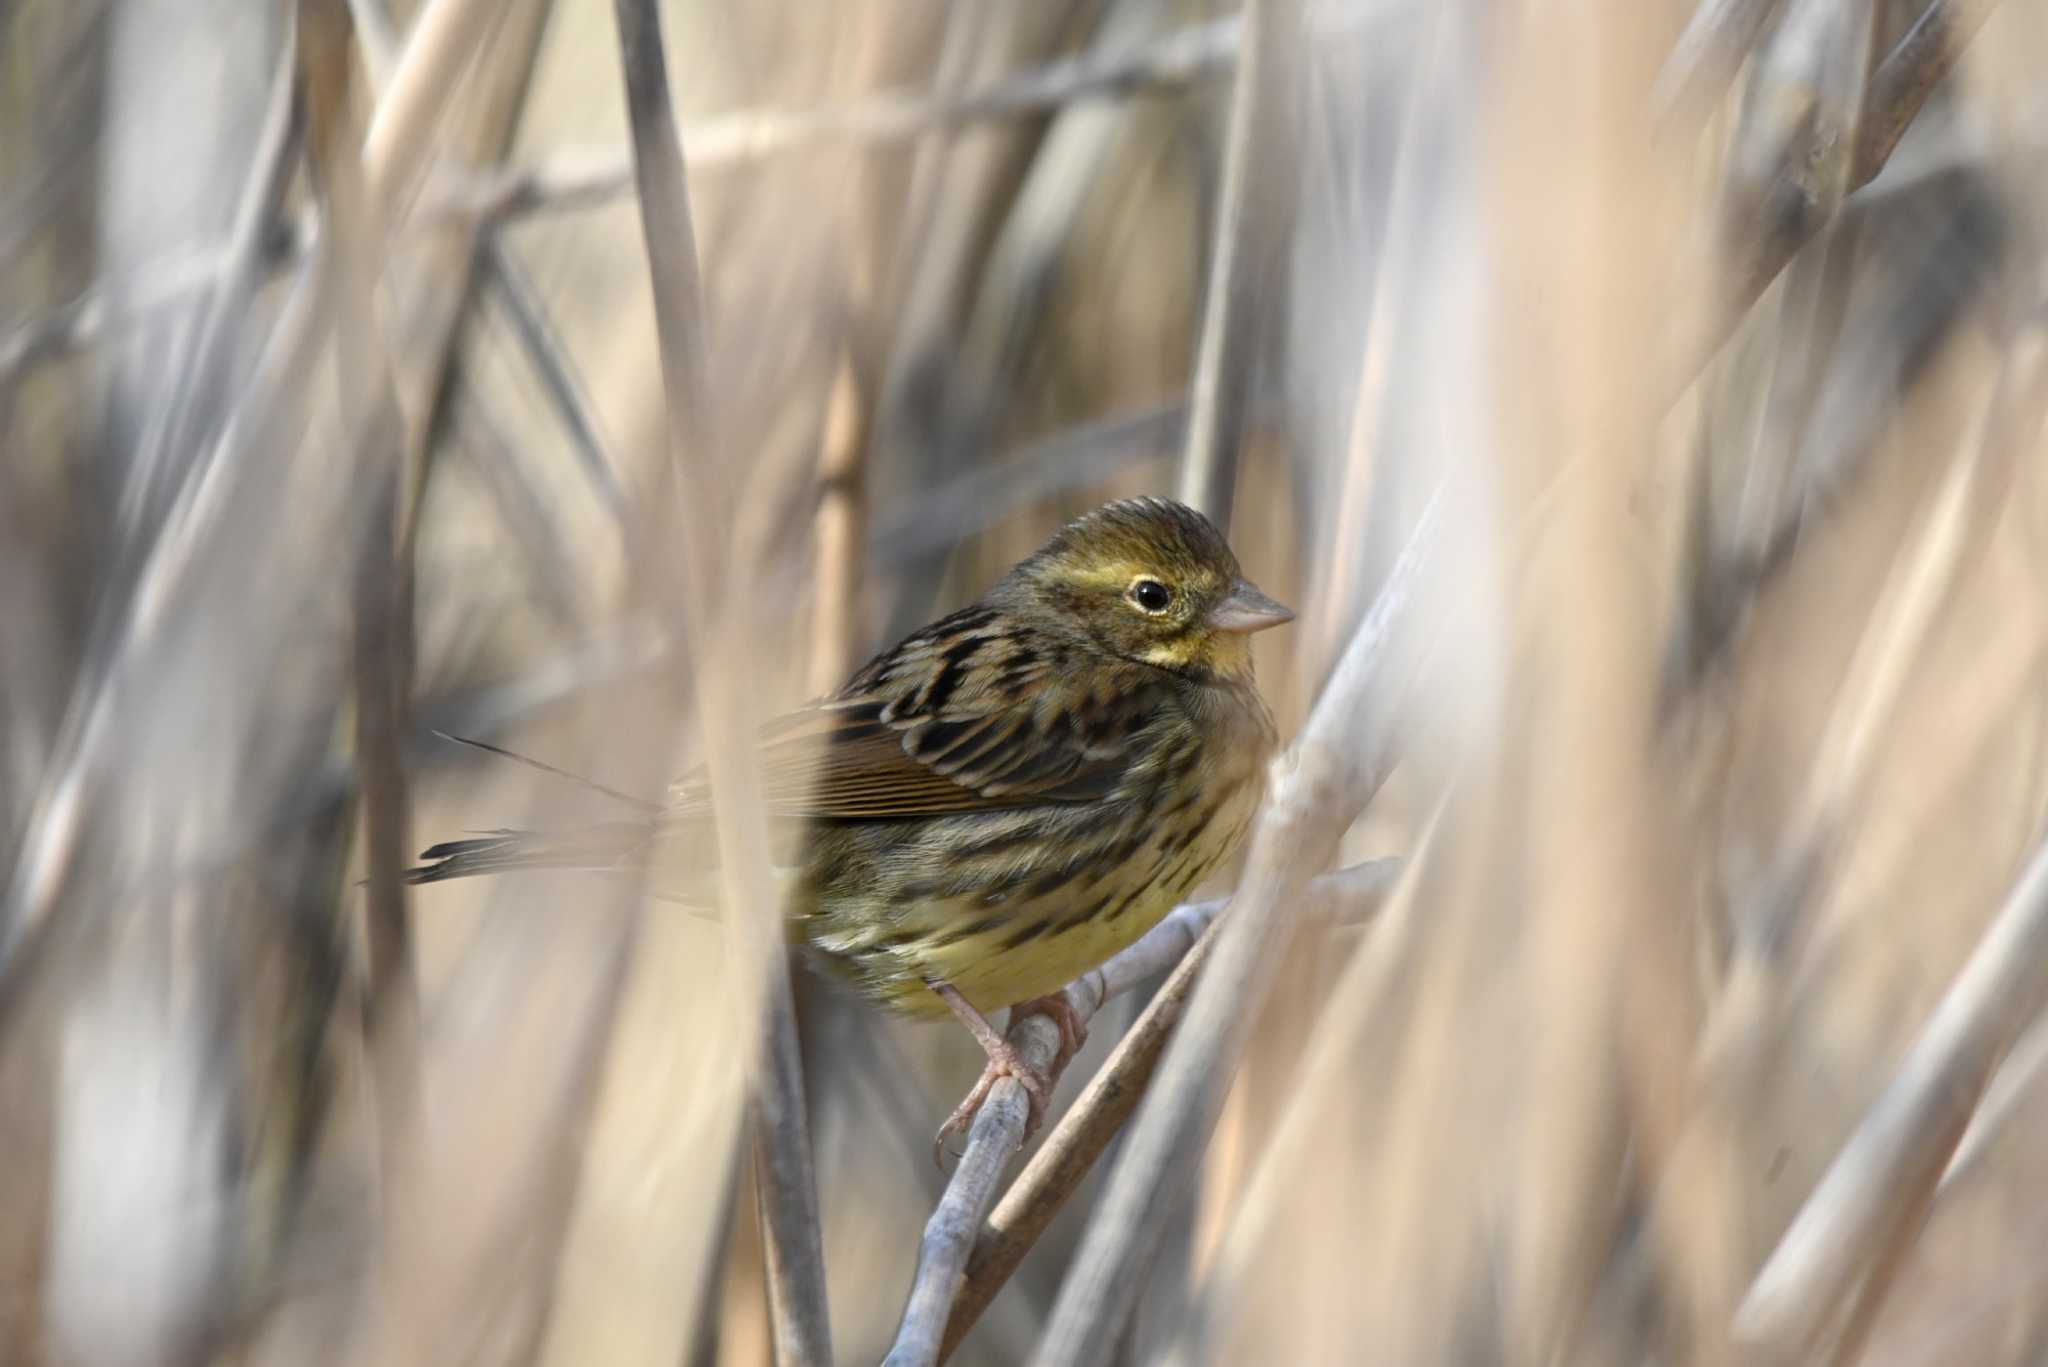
[931, 993, 1086, 1167]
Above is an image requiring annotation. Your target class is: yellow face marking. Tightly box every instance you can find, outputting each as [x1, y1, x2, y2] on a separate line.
[1140, 636, 1206, 669]
[1063, 560, 1158, 592]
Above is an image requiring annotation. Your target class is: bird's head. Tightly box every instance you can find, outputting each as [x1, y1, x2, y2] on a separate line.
[1002, 496, 1294, 681]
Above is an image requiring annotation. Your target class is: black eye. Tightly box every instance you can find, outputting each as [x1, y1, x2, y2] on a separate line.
[1130, 579, 1173, 613]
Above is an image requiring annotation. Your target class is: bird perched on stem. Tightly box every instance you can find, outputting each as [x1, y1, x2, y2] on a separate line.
[407, 497, 1292, 1147]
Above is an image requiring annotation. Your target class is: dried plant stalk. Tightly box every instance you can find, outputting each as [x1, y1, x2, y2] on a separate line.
[1031, 491, 1440, 1361]
[609, 1, 830, 1360]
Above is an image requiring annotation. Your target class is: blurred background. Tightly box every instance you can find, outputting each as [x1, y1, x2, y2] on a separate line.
[2, 0, 2046, 1362]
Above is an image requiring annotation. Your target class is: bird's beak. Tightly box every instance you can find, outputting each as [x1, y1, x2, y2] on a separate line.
[1206, 580, 1295, 634]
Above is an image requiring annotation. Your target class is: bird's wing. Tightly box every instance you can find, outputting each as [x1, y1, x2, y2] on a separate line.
[669, 612, 1169, 820]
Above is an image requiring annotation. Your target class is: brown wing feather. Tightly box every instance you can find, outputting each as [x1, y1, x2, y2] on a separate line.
[669, 610, 1169, 820]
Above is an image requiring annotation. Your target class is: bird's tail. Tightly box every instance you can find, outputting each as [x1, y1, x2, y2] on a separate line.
[403, 821, 655, 884]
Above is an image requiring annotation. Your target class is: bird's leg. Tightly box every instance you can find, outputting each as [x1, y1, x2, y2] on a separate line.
[929, 982, 1082, 1161]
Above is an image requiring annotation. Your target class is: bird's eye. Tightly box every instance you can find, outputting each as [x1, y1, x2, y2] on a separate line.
[1129, 578, 1173, 614]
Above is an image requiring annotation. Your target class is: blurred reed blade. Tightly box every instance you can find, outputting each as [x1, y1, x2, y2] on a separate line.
[442, 378, 592, 629]
[1672, 0, 2007, 395]
[865, 0, 1098, 640]
[608, 0, 831, 1359]
[868, 401, 1185, 563]
[1165, 825, 1439, 1360]
[931, 860, 1402, 1362]
[1855, 0, 2009, 189]
[282, 626, 671, 837]
[479, 236, 633, 528]
[886, 876, 1376, 1367]
[1, 0, 502, 986]
[114, 51, 303, 555]
[1737, 833, 2048, 1359]
[1754, 315, 2029, 963]
[0, 231, 297, 388]
[351, 0, 630, 541]
[918, 0, 1176, 559]
[431, 1, 1408, 229]
[438, 12, 1250, 227]
[1, 0, 1408, 393]
[1720, 0, 1880, 319]
[1175, 0, 1301, 528]
[1032, 490, 1441, 1363]
[1654, 0, 1792, 125]
[298, 0, 425, 1135]
[1665, 166, 2003, 697]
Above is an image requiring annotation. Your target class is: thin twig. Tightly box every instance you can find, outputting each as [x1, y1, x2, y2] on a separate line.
[1734, 835, 2048, 1358]
[608, 1, 831, 1361]
[1174, 0, 1300, 528]
[1031, 491, 1442, 1362]
[928, 860, 1401, 1362]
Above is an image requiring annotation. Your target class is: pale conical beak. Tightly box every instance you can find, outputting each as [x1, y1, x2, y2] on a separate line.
[1206, 580, 1295, 634]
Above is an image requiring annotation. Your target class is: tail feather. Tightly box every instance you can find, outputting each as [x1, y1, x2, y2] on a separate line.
[403, 821, 652, 884]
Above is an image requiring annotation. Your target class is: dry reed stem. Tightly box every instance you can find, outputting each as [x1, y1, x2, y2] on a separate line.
[1174, 0, 1299, 527]
[479, 243, 633, 528]
[1302, 4, 1447, 680]
[1653, 0, 1785, 123]
[609, 1, 830, 1361]
[1854, 0, 2008, 192]
[933, 859, 1403, 1362]
[868, 401, 1188, 563]
[298, 0, 424, 1138]
[435, 13, 1249, 228]
[0, 0, 503, 1002]
[426, 3, 1404, 230]
[1673, 0, 2006, 397]
[1762, 344, 2037, 970]
[810, 352, 868, 697]
[352, 0, 629, 539]
[360, 0, 500, 226]
[1030, 490, 1440, 1362]
[1168, 816, 1438, 1358]
[0, 9, 1276, 378]
[1490, 3, 1674, 1356]
[1731, 321, 2044, 1026]
[135, 55, 303, 502]
[1736, 837, 2048, 1357]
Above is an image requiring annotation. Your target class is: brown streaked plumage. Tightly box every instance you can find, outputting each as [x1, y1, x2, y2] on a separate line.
[407, 496, 1292, 1139]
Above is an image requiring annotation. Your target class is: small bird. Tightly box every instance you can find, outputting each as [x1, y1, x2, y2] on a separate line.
[407, 496, 1292, 1144]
